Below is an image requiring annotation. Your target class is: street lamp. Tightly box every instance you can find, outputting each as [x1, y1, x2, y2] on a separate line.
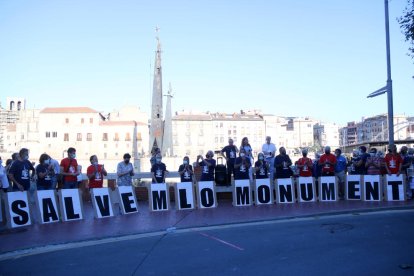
[367, 0, 394, 145]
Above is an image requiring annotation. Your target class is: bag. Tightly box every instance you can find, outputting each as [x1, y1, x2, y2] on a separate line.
[215, 157, 227, 186]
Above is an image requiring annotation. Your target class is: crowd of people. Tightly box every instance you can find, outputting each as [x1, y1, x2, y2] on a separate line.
[1, 138, 413, 200]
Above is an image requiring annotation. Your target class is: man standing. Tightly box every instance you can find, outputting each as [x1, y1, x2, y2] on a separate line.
[274, 147, 293, 179]
[319, 146, 336, 176]
[262, 136, 276, 179]
[221, 139, 238, 185]
[334, 148, 347, 199]
[296, 149, 313, 177]
[60, 147, 80, 189]
[117, 153, 134, 186]
[151, 153, 168, 183]
[384, 144, 402, 176]
[86, 155, 107, 189]
[8, 148, 35, 191]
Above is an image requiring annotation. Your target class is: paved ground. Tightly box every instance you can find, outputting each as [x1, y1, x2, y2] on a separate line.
[1, 209, 413, 275]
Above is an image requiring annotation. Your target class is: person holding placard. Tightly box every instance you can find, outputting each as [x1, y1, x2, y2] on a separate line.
[60, 147, 80, 189]
[8, 148, 35, 191]
[365, 148, 382, 175]
[296, 149, 313, 177]
[319, 146, 336, 177]
[274, 147, 293, 179]
[151, 153, 168, 183]
[36, 153, 55, 190]
[384, 144, 402, 176]
[117, 153, 134, 186]
[221, 139, 238, 185]
[0, 156, 10, 192]
[197, 150, 216, 182]
[86, 155, 107, 189]
[178, 156, 194, 183]
[255, 153, 269, 179]
[234, 148, 251, 180]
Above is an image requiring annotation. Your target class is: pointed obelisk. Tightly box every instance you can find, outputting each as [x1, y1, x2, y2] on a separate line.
[149, 27, 164, 153]
[162, 83, 174, 157]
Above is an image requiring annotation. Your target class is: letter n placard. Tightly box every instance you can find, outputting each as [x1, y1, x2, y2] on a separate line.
[4, 191, 31, 228]
[91, 188, 114, 218]
[297, 177, 316, 203]
[346, 175, 362, 200]
[196, 181, 217, 209]
[362, 175, 382, 201]
[149, 183, 169, 211]
[255, 178, 273, 205]
[233, 179, 252, 206]
[385, 174, 405, 201]
[117, 186, 139, 215]
[58, 189, 84, 222]
[276, 178, 295, 204]
[36, 190, 60, 224]
[319, 176, 337, 202]
[175, 182, 195, 210]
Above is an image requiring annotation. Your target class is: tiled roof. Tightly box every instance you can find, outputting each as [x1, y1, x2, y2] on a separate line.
[100, 121, 147, 126]
[40, 107, 98, 113]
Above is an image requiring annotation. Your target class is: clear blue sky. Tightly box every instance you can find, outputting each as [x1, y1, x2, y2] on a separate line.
[0, 0, 412, 126]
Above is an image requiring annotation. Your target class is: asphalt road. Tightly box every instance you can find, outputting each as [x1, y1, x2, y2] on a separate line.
[1, 209, 413, 276]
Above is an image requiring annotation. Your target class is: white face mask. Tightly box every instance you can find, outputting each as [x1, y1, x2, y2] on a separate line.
[156, 158, 162, 163]
[44, 159, 50, 165]
[183, 160, 188, 165]
[71, 153, 76, 159]
[93, 161, 98, 166]
[240, 153, 245, 157]
[259, 156, 264, 160]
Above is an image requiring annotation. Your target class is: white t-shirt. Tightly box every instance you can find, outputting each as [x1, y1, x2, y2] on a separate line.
[262, 143, 277, 159]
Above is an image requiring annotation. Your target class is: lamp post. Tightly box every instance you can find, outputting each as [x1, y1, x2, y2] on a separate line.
[367, 0, 394, 145]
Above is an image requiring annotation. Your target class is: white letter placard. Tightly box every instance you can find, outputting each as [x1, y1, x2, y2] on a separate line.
[117, 186, 139, 215]
[5, 191, 31, 228]
[149, 183, 169, 211]
[91, 188, 114, 218]
[197, 181, 216, 209]
[36, 190, 60, 224]
[385, 174, 405, 201]
[175, 182, 195, 210]
[233, 179, 252, 206]
[319, 176, 337, 202]
[363, 175, 382, 201]
[297, 177, 316, 203]
[346, 175, 362, 200]
[58, 189, 84, 222]
[276, 178, 295, 204]
[255, 178, 273, 205]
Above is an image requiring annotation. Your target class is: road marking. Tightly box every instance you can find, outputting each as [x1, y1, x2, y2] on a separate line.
[196, 231, 244, 251]
[0, 208, 412, 261]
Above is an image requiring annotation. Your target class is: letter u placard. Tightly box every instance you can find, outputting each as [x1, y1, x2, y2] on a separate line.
[297, 177, 316, 203]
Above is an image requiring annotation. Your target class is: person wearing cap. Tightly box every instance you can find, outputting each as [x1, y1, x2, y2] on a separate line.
[296, 149, 313, 177]
[384, 144, 402, 176]
[197, 150, 216, 182]
[319, 146, 336, 176]
[334, 149, 347, 199]
[151, 153, 168, 183]
[117, 153, 134, 186]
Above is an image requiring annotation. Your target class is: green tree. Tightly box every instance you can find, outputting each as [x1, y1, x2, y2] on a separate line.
[397, 0, 414, 64]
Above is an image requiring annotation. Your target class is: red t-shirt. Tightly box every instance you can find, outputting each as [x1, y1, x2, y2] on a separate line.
[297, 157, 313, 177]
[60, 157, 78, 183]
[87, 164, 104, 188]
[384, 153, 403, 174]
[319, 154, 336, 174]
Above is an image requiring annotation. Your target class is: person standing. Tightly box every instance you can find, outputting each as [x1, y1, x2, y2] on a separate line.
[262, 136, 276, 179]
[384, 144, 403, 176]
[234, 148, 251, 180]
[365, 148, 382, 175]
[8, 148, 35, 191]
[60, 147, 80, 189]
[178, 156, 194, 183]
[296, 149, 313, 177]
[151, 153, 168, 183]
[36, 153, 55, 190]
[197, 150, 216, 182]
[334, 148, 347, 199]
[221, 139, 238, 185]
[86, 155, 107, 189]
[319, 146, 336, 177]
[254, 152, 269, 179]
[240, 137, 254, 181]
[0, 156, 10, 192]
[354, 146, 370, 175]
[117, 153, 134, 186]
[274, 147, 293, 179]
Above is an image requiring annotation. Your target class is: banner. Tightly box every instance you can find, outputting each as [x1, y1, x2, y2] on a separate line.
[319, 176, 337, 202]
[149, 183, 169, 211]
[4, 191, 31, 228]
[385, 174, 405, 201]
[58, 189, 84, 222]
[118, 186, 139, 215]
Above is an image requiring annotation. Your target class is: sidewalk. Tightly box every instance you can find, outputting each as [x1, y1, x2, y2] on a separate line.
[1, 198, 414, 255]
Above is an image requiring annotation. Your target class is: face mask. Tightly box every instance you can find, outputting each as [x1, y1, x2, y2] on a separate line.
[24, 155, 29, 160]
[71, 153, 76, 159]
[370, 153, 375, 157]
[259, 156, 264, 161]
[240, 153, 245, 157]
[156, 158, 162, 163]
[183, 160, 188, 165]
[93, 161, 98, 166]
[206, 155, 210, 158]
[124, 160, 130, 164]
[325, 151, 329, 155]
[44, 159, 50, 165]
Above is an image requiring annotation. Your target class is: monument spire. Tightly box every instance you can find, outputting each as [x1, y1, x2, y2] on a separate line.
[149, 27, 164, 153]
[162, 82, 174, 157]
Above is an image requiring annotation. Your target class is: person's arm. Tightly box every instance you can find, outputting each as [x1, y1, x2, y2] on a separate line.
[397, 159, 402, 176]
[234, 158, 241, 169]
[101, 165, 107, 176]
[7, 173, 24, 191]
[37, 167, 48, 179]
[87, 166, 95, 180]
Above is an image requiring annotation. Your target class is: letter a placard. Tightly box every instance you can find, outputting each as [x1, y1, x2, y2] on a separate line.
[4, 191, 31, 228]
[175, 182, 195, 210]
[149, 183, 169, 211]
[233, 179, 252, 206]
[91, 188, 114, 218]
[297, 177, 316, 203]
[117, 186, 139, 215]
[276, 178, 295, 204]
[385, 174, 405, 201]
[36, 190, 60, 224]
[196, 181, 217, 209]
[255, 178, 273, 205]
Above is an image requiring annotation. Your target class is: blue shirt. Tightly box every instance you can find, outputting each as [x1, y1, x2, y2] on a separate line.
[335, 155, 347, 173]
[199, 159, 216, 181]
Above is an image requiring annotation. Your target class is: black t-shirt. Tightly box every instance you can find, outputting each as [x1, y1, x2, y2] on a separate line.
[178, 164, 193, 182]
[9, 159, 35, 190]
[199, 159, 216, 181]
[255, 160, 268, 179]
[221, 145, 237, 165]
[151, 162, 167, 183]
[36, 164, 52, 187]
[274, 154, 292, 179]
[234, 157, 251, 180]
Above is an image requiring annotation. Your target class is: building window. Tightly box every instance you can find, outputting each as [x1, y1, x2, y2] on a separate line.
[215, 137, 218, 143]
[104, 144, 107, 148]
[102, 133, 108, 141]
[114, 133, 119, 141]
[87, 133, 92, 141]
[81, 118, 84, 124]
[125, 133, 131, 141]
[45, 131, 50, 138]
[77, 133, 82, 141]
[64, 133, 69, 141]
[52, 132, 57, 138]
[90, 118, 93, 124]
[137, 132, 142, 141]
[65, 118, 69, 124]
[104, 153, 107, 159]
[21, 134, 24, 140]
[220, 137, 224, 143]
